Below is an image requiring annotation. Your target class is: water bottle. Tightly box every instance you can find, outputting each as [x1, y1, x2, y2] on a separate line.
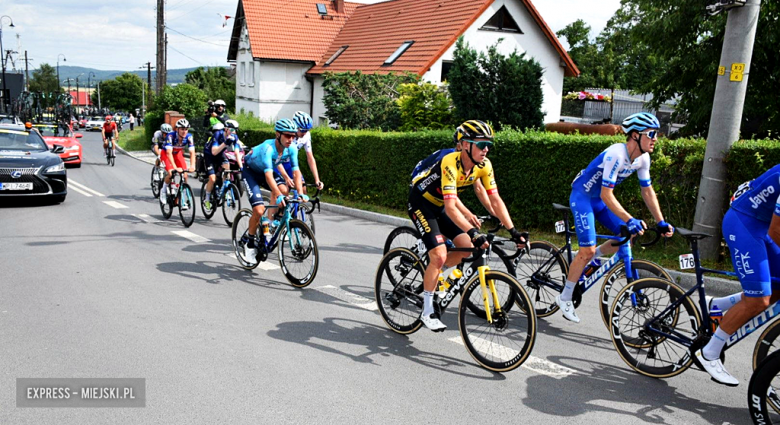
[581, 258, 602, 279]
[710, 305, 723, 333]
[261, 217, 270, 236]
[448, 268, 463, 283]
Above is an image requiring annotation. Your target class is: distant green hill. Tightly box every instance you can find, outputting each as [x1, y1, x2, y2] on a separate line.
[57, 65, 230, 87]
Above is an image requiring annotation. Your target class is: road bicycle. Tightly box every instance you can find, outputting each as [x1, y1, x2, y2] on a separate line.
[159, 170, 196, 227]
[749, 349, 780, 424]
[200, 168, 242, 226]
[231, 196, 319, 288]
[375, 232, 537, 372]
[105, 137, 116, 167]
[514, 203, 669, 328]
[609, 227, 780, 379]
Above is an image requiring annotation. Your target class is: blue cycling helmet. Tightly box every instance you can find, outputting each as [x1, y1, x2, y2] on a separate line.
[621, 112, 660, 134]
[293, 111, 313, 131]
[274, 118, 298, 133]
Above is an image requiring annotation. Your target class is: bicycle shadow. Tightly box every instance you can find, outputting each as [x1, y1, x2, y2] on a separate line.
[155, 259, 298, 291]
[267, 316, 505, 380]
[317, 243, 383, 255]
[522, 355, 745, 424]
[24, 230, 184, 246]
[535, 319, 616, 352]
[106, 193, 159, 205]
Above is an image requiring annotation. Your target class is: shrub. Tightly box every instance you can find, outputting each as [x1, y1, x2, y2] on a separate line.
[396, 82, 455, 131]
[151, 84, 208, 119]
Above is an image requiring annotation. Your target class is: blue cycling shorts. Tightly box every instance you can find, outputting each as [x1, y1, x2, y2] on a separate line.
[723, 208, 780, 297]
[276, 162, 305, 185]
[242, 167, 266, 208]
[570, 190, 624, 247]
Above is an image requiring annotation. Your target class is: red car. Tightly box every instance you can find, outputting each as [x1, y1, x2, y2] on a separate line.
[36, 123, 83, 167]
[78, 117, 87, 128]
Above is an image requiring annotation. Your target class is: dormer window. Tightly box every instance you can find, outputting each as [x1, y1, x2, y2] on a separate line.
[324, 46, 348, 66]
[384, 41, 414, 66]
[480, 6, 522, 33]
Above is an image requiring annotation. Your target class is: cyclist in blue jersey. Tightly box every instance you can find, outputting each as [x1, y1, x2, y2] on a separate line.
[203, 120, 244, 210]
[160, 119, 196, 206]
[239, 119, 306, 262]
[557, 112, 675, 323]
[274, 112, 325, 195]
[695, 164, 780, 386]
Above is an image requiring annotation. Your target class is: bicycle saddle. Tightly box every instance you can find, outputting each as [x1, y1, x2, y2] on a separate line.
[676, 227, 712, 240]
[552, 203, 570, 212]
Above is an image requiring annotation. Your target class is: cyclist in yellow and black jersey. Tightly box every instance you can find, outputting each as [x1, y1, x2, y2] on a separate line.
[408, 119, 528, 331]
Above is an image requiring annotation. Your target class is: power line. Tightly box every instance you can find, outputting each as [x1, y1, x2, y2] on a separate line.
[168, 45, 204, 66]
[166, 26, 229, 46]
[167, 0, 218, 23]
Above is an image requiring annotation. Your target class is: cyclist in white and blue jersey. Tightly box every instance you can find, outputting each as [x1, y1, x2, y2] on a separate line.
[203, 120, 244, 210]
[240, 119, 306, 261]
[695, 164, 780, 386]
[557, 112, 675, 323]
[274, 112, 325, 195]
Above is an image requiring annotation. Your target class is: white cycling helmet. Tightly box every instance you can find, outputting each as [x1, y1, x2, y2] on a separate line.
[160, 123, 173, 133]
[175, 118, 190, 129]
[211, 122, 225, 131]
[214, 99, 226, 107]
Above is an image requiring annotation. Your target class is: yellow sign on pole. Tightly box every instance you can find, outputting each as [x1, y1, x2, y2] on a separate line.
[730, 63, 745, 82]
[718, 66, 725, 76]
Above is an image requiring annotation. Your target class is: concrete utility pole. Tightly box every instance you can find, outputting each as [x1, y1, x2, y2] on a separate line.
[140, 62, 154, 115]
[155, 0, 165, 94]
[23, 50, 30, 91]
[692, 0, 762, 259]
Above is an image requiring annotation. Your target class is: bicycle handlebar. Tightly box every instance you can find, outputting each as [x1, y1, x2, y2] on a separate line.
[611, 226, 632, 247]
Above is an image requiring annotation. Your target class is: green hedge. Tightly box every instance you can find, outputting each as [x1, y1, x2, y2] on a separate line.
[236, 127, 780, 230]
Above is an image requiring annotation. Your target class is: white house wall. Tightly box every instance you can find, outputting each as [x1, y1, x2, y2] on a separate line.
[421, 0, 566, 123]
[311, 76, 328, 127]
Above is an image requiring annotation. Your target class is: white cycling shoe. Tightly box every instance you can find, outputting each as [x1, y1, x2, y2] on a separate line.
[695, 349, 739, 386]
[243, 245, 258, 263]
[556, 295, 581, 323]
[421, 313, 446, 332]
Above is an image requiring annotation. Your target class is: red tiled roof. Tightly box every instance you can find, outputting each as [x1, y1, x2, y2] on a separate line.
[242, 0, 360, 62]
[69, 91, 92, 106]
[307, 0, 579, 77]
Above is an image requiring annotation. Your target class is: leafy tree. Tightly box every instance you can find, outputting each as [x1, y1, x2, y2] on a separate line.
[396, 82, 455, 131]
[184, 67, 235, 111]
[96, 73, 145, 112]
[602, 1, 780, 137]
[322, 71, 418, 130]
[151, 83, 207, 119]
[448, 37, 544, 130]
[28, 63, 62, 95]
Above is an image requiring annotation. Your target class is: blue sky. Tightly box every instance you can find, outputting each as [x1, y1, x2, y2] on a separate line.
[1, 0, 620, 72]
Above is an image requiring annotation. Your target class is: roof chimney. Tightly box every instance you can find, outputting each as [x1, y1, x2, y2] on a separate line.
[334, 0, 344, 13]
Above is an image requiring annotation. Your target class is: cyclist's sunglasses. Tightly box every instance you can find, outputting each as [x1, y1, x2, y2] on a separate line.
[464, 139, 493, 150]
[281, 132, 297, 138]
[640, 130, 658, 139]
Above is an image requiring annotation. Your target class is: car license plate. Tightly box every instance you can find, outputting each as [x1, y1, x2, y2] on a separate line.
[1, 182, 33, 190]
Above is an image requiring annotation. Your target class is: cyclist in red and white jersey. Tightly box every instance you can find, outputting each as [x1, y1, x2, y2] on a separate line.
[160, 119, 195, 206]
[102, 115, 119, 157]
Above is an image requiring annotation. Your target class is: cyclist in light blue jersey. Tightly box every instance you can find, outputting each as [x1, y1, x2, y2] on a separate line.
[557, 112, 675, 323]
[240, 119, 306, 261]
[695, 164, 780, 386]
[274, 112, 325, 195]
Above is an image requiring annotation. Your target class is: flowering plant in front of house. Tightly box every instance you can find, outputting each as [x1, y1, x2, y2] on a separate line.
[564, 91, 612, 102]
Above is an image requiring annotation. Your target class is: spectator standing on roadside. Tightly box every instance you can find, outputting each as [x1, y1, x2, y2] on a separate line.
[129, 114, 135, 131]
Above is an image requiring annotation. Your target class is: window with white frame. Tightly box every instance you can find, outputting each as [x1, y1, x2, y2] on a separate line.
[240, 62, 246, 85]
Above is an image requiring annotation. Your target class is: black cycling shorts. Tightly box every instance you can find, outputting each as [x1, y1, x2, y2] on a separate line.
[407, 189, 465, 251]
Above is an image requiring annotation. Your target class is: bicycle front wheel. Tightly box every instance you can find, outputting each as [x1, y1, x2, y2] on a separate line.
[749, 350, 780, 424]
[105, 147, 111, 165]
[222, 183, 241, 226]
[374, 248, 425, 334]
[178, 184, 196, 227]
[599, 259, 672, 331]
[200, 181, 216, 219]
[151, 166, 162, 198]
[754, 320, 780, 371]
[278, 219, 318, 288]
[513, 240, 568, 317]
[458, 271, 536, 372]
[609, 278, 701, 379]
[383, 226, 421, 254]
[160, 189, 173, 219]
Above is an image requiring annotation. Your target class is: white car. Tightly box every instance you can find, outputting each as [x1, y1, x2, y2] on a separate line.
[86, 116, 106, 131]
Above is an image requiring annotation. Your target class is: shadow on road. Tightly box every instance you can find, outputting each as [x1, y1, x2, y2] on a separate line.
[267, 316, 505, 380]
[522, 355, 745, 424]
[156, 259, 298, 291]
[317, 242, 383, 255]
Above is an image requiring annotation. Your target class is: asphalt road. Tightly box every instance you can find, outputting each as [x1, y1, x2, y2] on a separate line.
[0, 129, 756, 424]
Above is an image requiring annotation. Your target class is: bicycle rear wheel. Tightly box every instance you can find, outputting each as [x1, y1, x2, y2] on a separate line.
[178, 183, 196, 227]
[458, 271, 536, 372]
[200, 181, 216, 219]
[599, 259, 672, 331]
[110, 151, 115, 167]
[375, 248, 425, 334]
[754, 320, 780, 371]
[609, 278, 701, 379]
[278, 219, 318, 288]
[300, 204, 315, 234]
[231, 208, 261, 270]
[221, 183, 241, 226]
[151, 166, 162, 198]
[749, 350, 780, 424]
[513, 240, 568, 317]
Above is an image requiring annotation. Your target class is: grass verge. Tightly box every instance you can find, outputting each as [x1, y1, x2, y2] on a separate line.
[117, 128, 149, 152]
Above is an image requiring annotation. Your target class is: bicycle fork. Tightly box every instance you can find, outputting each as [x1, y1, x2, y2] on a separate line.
[477, 265, 503, 323]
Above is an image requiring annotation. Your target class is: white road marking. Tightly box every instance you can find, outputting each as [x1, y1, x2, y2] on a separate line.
[131, 213, 161, 223]
[314, 285, 378, 311]
[103, 201, 129, 209]
[448, 337, 576, 378]
[258, 262, 281, 271]
[69, 180, 105, 197]
[171, 230, 211, 243]
[69, 185, 93, 197]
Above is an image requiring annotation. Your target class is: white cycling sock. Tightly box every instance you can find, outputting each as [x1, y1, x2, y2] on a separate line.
[161, 183, 169, 194]
[710, 292, 743, 312]
[593, 245, 603, 259]
[423, 291, 434, 316]
[560, 280, 577, 302]
[702, 327, 730, 360]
